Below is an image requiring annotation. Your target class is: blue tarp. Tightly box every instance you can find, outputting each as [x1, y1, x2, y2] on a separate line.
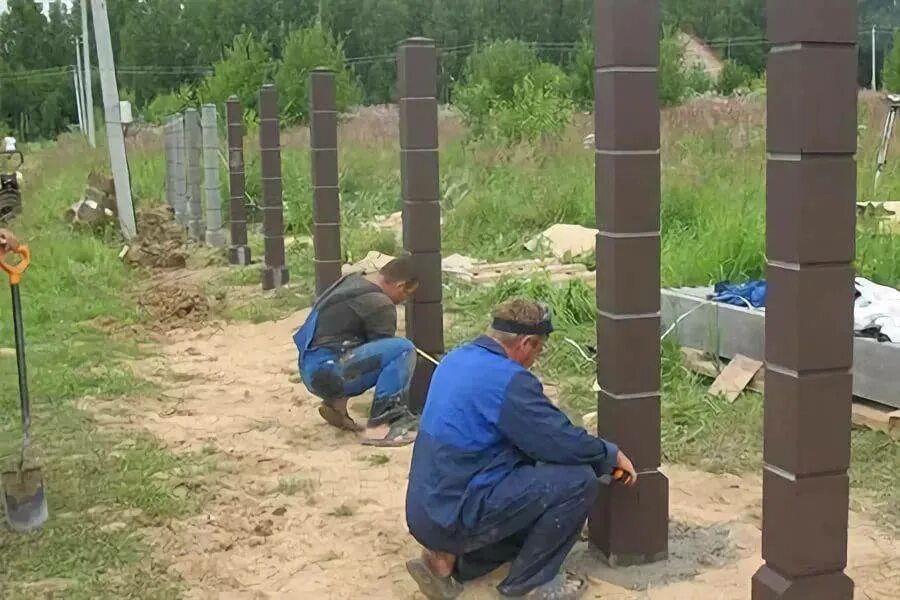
[710, 280, 767, 309]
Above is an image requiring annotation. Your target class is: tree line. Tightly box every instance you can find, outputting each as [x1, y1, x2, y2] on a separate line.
[1, 0, 899, 141]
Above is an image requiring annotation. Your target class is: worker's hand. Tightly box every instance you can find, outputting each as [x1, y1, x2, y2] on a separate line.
[0, 228, 19, 252]
[615, 451, 638, 487]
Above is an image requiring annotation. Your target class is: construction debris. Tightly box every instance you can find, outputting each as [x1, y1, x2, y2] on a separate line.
[851, 401, 900, 439]
[524, 224, 598, 260]
[343, 250, 596, 287]
[708, 354, 764, 402]
[342, 251, 395, 275]
[857, 201, 900, 235]
[137, 282, 209, 331]
[64, 171, 118, 229]
[123, 205, 188, 269]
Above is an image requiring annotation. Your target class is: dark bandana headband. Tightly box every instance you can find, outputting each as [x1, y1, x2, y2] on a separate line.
[491, 303, 554, 336]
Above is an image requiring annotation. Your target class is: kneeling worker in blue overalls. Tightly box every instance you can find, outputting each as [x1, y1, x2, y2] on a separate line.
[405, 299, 637, 599]
[293, 255, 420, 447]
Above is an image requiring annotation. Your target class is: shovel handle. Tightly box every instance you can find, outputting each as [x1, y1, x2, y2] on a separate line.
[1, 244, 30, 285]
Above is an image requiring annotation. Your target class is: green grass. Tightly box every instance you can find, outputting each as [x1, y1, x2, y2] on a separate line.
[0, 135, 206, 598]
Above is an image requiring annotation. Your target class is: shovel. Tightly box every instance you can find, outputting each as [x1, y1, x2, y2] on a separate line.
[0, 244, 47, 532]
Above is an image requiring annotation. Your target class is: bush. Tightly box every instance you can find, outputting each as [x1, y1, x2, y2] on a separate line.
[198, 32, 274, 114]
[716, 60, 753, 96]
[464, 40, 542, 100]
[144, 84, 193, 124]
[659, 30, 689, 106]
[883, 30, 900, 92]
[275, 25, 361, 124]
[569, 37, 594, 109]
[454, 40, 574, 144]
[685, 64, 714, 96]
[490, 76, 574, 145]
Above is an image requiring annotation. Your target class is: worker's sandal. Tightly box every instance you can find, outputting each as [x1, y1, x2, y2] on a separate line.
[499, 572, 588, 600]
[317, 404, 364, 432]
[406, 558, 463, 599]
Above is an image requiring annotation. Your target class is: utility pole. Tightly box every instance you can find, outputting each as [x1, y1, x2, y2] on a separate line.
[91, 0, 136, 239]
[873, 25, 878, 92]
[74, 38, 86, 135]
[81, 0, 96, 147]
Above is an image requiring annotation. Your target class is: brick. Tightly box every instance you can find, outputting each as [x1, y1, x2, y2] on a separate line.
[767, 0, 857, 45]
[765, 264, 854, 371]
[404, 201, 442, 253]
[314, 260, 342, 295]
[263, 236, 285, 268]
[593, 0, 660, 67]
[409, 355, 437, 413]
[409, 252, 442, 304]
[767, 157, 856, 265]
[313, 187, 341, 224]
[595, 234, 660, 314]
[594, 71, 660, 151]
[761, 470, 849, 577]
[260, 147, 282, 178]
[767, 46, 858, 154]
[310, 111, 338, 150]
[310, 69, 337, 109]
[401, 150, 440, 201]
[589, 469, 668, 565]
[399, 40, 437, 98]
[313, 223, 341, 261]
[311, 149, 339, 188]
[596, 315, 660, 396]
[752, 565, 853, 600]
[597, 391, 661, 471]
[400, 98, 438, 150]
[406, 301, 445, 355]
[595, 152, 660, 233]
[763, 369, 852, 476]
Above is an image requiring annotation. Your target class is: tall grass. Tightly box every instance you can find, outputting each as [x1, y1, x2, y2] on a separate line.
[232, 97, 898, 288]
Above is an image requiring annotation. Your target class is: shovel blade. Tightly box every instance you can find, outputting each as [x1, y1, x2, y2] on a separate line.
[2, 467, 48, 532]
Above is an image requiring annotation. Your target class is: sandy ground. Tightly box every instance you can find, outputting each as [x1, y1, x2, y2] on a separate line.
[99, 308, 898, 599]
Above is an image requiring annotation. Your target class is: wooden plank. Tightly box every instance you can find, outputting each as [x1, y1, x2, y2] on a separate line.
[708, 354, 763, 402]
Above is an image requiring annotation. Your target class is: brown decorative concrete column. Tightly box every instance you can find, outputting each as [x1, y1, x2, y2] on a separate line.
[588, 0, 668, 566]
[753, 3, 857, 598]
[226, 96, 251, 266]
[310, 68, 342, 295]
[398, 38, 443, 413]
[259, 84, 290, 290]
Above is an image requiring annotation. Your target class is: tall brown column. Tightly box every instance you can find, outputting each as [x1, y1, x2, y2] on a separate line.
[753, 3, 857, 598]
[588, 0, 668, 566]
[310, 68, 343, 295]
[398, 38, 443, 413]
[226, 96, 251, 266]
[259, 84, 290, 290]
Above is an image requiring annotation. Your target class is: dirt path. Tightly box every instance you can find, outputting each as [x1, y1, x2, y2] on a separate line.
[110, 308, 898, 599]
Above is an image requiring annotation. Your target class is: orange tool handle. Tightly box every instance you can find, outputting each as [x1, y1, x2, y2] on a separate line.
[0, 244, 30, 285]
[610, 467, 634, 486]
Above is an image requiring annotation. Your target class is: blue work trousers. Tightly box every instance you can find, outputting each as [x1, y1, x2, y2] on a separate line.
[412, 464, 599, 596]
[300, 337, 416, 420]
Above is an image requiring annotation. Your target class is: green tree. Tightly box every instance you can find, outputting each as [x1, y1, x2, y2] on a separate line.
[883, 30, 900, 92]
[275, 25, 361, 124]
[0, 1, 76, 140]
[455, 41, 573, 143]
[198, 32, 275, 114]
